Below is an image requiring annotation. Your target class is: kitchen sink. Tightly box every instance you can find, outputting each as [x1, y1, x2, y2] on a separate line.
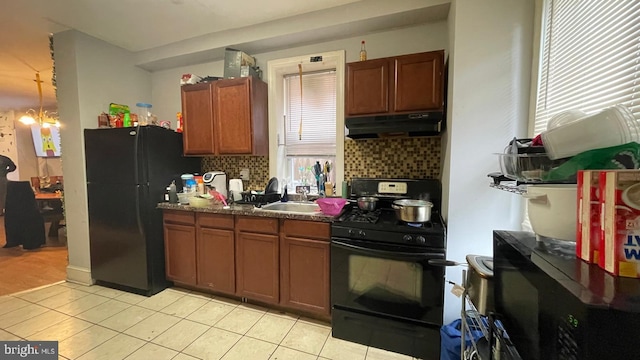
[259, 201, 320, 214]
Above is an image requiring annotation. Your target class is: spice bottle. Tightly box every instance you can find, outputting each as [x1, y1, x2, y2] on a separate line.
[359, 40, 367, 61]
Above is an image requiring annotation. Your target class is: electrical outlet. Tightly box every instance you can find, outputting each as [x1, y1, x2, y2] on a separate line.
[239, 168, 250, 180]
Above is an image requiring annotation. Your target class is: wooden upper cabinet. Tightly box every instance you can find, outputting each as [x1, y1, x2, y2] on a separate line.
[345, 50, 445, 117]
[346, 58, 391, 116]
[181, 83, 215, 155]
[213, 77, 269, 155]
[181, 77, 268, 156]
[394, 51, 444, 112]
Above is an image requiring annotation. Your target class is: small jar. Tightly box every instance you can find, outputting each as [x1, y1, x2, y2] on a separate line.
[136, 103, 153, 126]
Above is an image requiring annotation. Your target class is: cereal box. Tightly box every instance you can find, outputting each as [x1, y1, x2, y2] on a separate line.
[576, 170, 601, 263]
[600, 170, 640, 277]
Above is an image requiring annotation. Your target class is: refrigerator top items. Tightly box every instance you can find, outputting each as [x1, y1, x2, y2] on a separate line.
[84, 126, 201, 296]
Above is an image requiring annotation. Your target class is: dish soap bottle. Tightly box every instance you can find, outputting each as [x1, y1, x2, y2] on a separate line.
[168, 180, 178, 204]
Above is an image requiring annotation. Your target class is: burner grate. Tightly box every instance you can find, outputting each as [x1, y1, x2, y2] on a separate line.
[344, 209, 381, 223]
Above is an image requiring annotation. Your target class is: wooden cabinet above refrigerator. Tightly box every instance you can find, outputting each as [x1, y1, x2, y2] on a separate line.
[181, 77, 268, 156]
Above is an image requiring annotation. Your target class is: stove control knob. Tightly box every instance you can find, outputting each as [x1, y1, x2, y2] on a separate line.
[358, 230, 366, 238]
[348, 229, 355, 236]
[403, 235, 413, 243]
[416, 236, 426, 244]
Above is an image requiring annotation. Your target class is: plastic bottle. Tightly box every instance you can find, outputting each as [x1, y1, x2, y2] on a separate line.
[360, 40, 367, 61]
[123, 112, 132, 127]
[168, 181, 178, 203]
[185, 178, 197, 193]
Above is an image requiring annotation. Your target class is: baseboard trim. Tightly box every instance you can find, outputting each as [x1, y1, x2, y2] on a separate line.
[66, 265, 94, 286]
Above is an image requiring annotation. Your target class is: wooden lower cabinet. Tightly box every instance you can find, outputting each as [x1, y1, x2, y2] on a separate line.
[196, 213, 235, 294]
[280, 220, 331, 316]
[163, 211, 196, 285]
[280, 236, 330, 316]
[235, 216, 279, 303]
[235, 231, 279, 304]
[164, 211, 331, 317]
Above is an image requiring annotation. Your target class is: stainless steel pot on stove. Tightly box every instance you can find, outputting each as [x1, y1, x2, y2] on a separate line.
[356, 197, 378, 211]
[392, 199, 433, 223]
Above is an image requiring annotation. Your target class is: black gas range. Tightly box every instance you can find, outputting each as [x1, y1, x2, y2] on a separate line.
[330, 178, 447, 360]
[333, 207, 446, 248]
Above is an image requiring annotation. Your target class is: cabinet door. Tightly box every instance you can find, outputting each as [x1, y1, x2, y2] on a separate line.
[236, 231, 279, 303]
[394, 51, 444, 112]
[280, 236, 330, 316]
[181, 83, 215, 154]
[197, 228, 235, 294]
[164, 223, 196, 285]
[346, 58, 391, 116]
[214, 78, 253, 154]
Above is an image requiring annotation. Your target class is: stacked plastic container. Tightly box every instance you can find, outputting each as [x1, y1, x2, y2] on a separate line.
[541, 105, 640, 160]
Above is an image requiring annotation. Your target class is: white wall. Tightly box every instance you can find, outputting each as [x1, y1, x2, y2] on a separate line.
[151, 22, 449, 127]
[0, 111, 19, 181]
[441, 0, 533, 323]
[55, 30, 152, 284]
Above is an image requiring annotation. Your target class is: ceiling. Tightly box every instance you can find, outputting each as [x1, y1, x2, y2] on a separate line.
[0, 0, 449, 111]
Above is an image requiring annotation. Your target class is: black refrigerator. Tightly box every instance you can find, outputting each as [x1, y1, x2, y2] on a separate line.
[84, 126, 201, 296]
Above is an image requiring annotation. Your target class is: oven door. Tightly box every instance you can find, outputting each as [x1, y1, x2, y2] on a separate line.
[331, 237, 445, 325]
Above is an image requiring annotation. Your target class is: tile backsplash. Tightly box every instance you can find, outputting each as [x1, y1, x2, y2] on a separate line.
[202, 137, 441, 190]
[344, 137, 441, 180]
[202, 156, 269, 190]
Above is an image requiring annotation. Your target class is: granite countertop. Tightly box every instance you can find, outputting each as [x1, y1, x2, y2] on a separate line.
[157, 202, 336, 222]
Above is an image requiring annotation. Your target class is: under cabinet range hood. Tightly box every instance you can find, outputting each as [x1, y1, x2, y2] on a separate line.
[345, 112, 445, 139]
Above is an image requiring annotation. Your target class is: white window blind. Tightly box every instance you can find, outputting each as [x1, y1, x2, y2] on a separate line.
[533, 0, 640, 136]
[284, 70, 337, 156]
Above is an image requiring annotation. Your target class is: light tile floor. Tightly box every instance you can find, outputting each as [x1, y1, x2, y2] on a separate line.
[0, 282, 418, 360]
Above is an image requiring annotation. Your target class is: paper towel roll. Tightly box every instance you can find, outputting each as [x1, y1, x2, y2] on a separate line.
[229, 179, 243, 201]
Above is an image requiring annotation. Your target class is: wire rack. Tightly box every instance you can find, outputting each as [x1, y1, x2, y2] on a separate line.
[460, 270, 523, 360]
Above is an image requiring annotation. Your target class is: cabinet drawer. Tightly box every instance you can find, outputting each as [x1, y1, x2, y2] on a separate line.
[164, 210, 195, 225]
[282, 220, 330, 241]
[198, 213, 234, 229]
[236, 216, 278, 235]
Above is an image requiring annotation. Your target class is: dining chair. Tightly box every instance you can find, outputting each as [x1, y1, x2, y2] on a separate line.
[4, 181, 46, 249]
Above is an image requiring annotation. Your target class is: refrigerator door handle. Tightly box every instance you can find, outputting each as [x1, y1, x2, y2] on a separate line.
[135, 186, 145, 237]
[133, 128, 141, 185]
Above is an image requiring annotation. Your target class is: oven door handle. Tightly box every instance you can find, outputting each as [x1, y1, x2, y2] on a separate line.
[332, 240, 443, 260]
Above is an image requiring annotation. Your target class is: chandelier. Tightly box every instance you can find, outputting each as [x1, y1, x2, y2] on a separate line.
[19, 72, 60, 128]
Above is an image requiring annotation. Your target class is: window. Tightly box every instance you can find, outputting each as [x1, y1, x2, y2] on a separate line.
[532, 0, 640, 135]
[284, 70, 337, 193]
[267, 51, 346, 196]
